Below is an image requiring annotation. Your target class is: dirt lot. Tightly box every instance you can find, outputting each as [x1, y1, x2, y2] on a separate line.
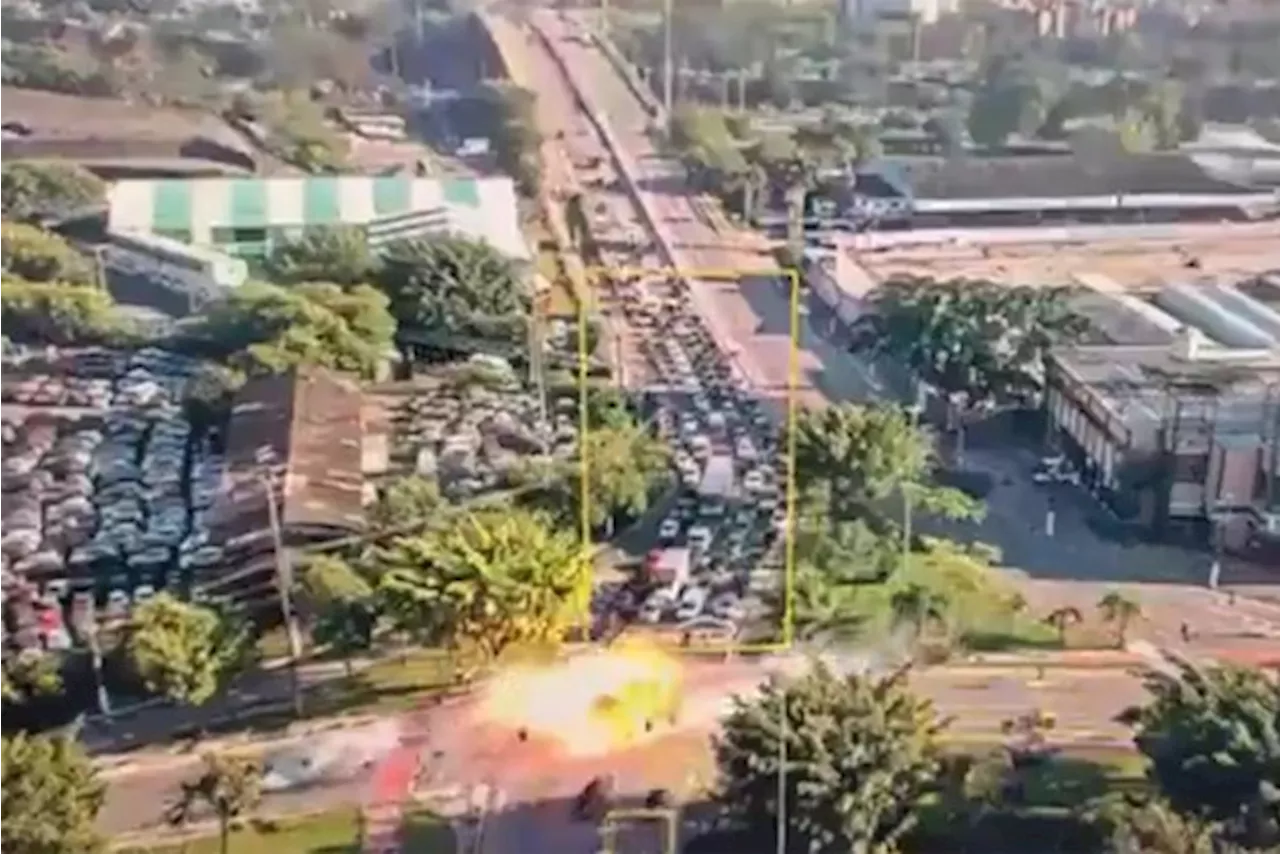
[856, 224, 1280, 289]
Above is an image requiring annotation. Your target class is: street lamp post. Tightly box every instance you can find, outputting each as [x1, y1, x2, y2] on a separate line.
[1208, 495, 1233, 590]
[261, 473, 305, 719]
[903, 400, 923, 570]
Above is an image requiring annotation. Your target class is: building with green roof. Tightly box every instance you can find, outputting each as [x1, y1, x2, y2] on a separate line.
[106, 175, 530, 262]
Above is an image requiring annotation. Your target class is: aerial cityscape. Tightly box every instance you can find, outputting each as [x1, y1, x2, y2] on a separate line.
[1, 0, 1277, 852]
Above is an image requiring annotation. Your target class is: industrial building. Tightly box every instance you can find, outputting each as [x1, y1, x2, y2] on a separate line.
[848, 151, 1279, 228]
[1044, 274, 1280, 552]
[106, 175, 531, 263]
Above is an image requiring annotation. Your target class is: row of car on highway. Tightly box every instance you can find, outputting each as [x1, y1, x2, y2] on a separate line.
[614, 271, 787, 630]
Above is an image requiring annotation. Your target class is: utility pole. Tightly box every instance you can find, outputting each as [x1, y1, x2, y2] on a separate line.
[262, 473, 304, 719]
[661, 0, 674, 124]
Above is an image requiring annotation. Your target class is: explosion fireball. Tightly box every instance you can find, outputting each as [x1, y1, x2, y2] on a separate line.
[479, 640, 685, 757]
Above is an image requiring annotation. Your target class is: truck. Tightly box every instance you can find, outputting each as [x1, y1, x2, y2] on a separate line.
[644, 547, 691, 592]
[698, 454, 736, 515]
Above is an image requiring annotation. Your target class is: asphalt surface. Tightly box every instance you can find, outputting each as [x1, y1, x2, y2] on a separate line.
[96, 13, 1280, 852]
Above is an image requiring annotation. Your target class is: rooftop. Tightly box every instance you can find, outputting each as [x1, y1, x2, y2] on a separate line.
[1, 87, 246, 147]
[214, 366, 366, 548]
[893, 152, 1259, 201]
[1050, 343, 1280, 444]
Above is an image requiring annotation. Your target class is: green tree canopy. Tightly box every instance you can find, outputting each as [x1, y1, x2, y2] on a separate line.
[851, 276, 1087, 408]
[300, 556, 378, 677]
[1127, 662, 1280, 845]
[714, 662, 946, 854]
[478, 81, 542, 197]
[1, 222, 93, 284]
[1, 650, 64, 705]
[1, 733, 106, 854]
[792, 401, 981, 525]
[370, 475, 444, 530]
[1, 277, 119, 346]
[1, 162, 107, 223]
[375, 508, 590, 666]
[183, 280, 395, 379]
[167, 753, 262, 854]
[574, 424, 672, 531]
[124, 593, 250, 707]
[375, 234, 530, 347]
[265, 225, 378, 285]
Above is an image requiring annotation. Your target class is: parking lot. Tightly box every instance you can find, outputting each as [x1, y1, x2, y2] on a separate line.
[2, 347, 226, 648]
[384, 357, 570, 501]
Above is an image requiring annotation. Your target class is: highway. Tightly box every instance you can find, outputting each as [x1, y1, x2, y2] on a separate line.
[526, 12, 884, 411]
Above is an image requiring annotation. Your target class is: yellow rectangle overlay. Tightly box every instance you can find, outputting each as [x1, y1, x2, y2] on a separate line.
[601, 807, 680, 854]
[578, 265, 801, 654]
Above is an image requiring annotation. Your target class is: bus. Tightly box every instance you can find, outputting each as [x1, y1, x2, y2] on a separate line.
[106, 231, 248, 290]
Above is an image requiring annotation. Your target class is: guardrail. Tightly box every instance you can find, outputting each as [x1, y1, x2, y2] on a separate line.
[588, 24, 665, 123]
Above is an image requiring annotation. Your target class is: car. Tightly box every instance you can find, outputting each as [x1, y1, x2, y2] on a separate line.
[639, 592, 672, 623]
[688, 525, 713, 551]
[710, 593, 745, 622]
[658, 517, 681, 542]
[676, 586, 708, 622]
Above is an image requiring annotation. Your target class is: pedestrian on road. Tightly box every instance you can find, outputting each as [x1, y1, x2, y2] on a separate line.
[1180, 622, 1193, 642]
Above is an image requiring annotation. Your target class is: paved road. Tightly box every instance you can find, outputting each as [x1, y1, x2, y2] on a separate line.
[529, 12, 880, 413]
[524, 8, 1280, 636]
[411, 654, 1150, 854]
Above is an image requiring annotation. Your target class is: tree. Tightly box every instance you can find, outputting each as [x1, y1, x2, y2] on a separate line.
[1097, 590, 1142, 649]
[301, 556, 377, 677]
[2, 733, 105, 854]
[1, 650, 64, 705]
[265, 226, 378, 286]
[183, 281, 395, 379]
[889, 582, 951, 644]
[167, 753, 262, 854]
[966, 58, 1056, 148]
[1043, 606, 1083, 647]
[371, 475, 444, 530]
[1, 162, 106, 223]
[791, 402, 980, 525]
[374, 235, 530, 348]
[1, 277, 118, 346]
[1, 222, 93, 284]
[376, 508, 591, 669]
[574, 424, 672, 533]
[125, 593, 250, 707]
[714, 662, 945, 854]
[478, 81, 542, 197]
[1097, 797, 1222, 854]
[1126, 662, 1280, 845]
[850, 276, 1087, 410]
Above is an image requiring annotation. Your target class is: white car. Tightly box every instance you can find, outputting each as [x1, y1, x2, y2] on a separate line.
[710, 594, 745, 622]
[658, 518, 681, 542]
[640, 591, 673, 623]
[688, 525, 713, 551]
[742, 470, 765, 494]
[735, 437, 757, 462]
[676, 586, 709, 622]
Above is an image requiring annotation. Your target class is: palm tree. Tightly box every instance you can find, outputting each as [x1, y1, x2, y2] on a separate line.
[167, 754, 262, 854]
[889, 583, 950, 645]
[1096, 591, 1142, 649]
[1043, 606, 1083, 647]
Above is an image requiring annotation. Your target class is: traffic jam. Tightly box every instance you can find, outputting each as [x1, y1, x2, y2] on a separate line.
[596, 270, 789, 639]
